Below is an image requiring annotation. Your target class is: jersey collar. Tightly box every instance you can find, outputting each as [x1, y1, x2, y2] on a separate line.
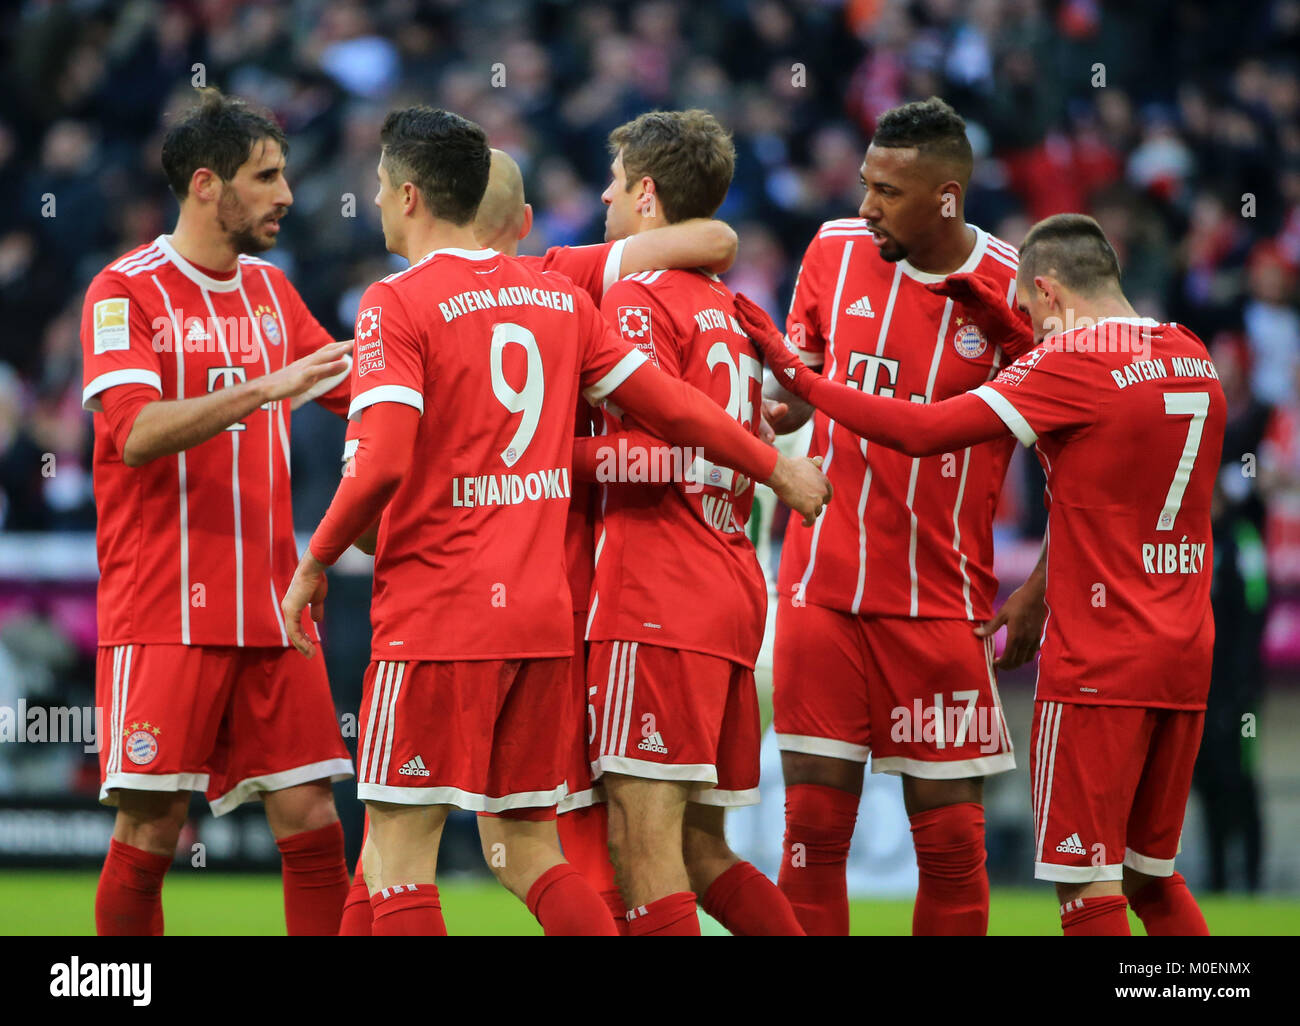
[428, 247, 499, 260]
[1096, 316, 1161, 327]
[898, 225, 988, 285]
[156, 235, 243, 292]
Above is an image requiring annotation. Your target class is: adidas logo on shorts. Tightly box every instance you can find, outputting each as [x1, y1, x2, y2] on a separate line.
[637, 731, 668, 755]
[398, 755, 431, 777]
[1056, 832, 1087, 855]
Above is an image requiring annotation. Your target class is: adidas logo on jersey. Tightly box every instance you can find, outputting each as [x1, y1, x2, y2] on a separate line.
[845, 295, 875, 318]
[637, 731, 668, 755]
[1056, 832, 1087, 855]
[398, 755, 431, 777]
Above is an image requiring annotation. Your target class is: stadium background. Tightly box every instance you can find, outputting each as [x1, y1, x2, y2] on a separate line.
[1, 0, 1298, 933]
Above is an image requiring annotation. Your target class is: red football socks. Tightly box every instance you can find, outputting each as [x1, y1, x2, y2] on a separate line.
[338, 855, 372, 936]
[1127, 872, 1209, 935]
[778, 783, 859, 935]
[95, 838, 171, 936]
[370, 883, 447, 935]
[556, 804, 625, 933]
[909, 802, 989, 935]
[701, 860, 805, 936]
[626, 891, 701, 936]
[525, 863, 620, 936]
[276, 821, 350, 936]
[1060, 895, 1132, 935]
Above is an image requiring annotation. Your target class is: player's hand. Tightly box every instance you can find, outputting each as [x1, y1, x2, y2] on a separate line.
[925, 274, 1034, 352]
[974, 573, 1047, 670]
[263, 340, 354, 405]
[759, 398, 788, 446]
[734, 293, 817, 399]
[282, 551, 330, 657]
[767, 453, 832, 526]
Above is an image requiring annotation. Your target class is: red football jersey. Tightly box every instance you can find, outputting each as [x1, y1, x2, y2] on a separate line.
[778, 219, 1031, 620]
[347, 247, 645, 661]
[587, 269, 768, 667]
[517, 240, 628, 613]
[975, 319, 1226, 709]
[80, 235, 349, 647]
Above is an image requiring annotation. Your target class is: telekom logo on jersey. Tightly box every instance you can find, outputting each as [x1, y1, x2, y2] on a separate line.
[148, 312, 268, 363]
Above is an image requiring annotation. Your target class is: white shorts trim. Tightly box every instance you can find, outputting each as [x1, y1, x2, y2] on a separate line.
[100, 770, 210, 805]
[1034, 860, 1123, 883]
[1123, 847, 1176, 877]
[774, 733, 870, 763]
[557, 785, 602, 814]
[357, 782, 567, 812]
[593, 754, 717, 785]
[871, 752, 1016, 779]
[690, 786, 760, 808]
[207, 757, 355, 817]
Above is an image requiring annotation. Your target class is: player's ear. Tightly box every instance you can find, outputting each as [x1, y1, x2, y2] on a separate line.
[519, 202, 533, 241]
[402, 181, 418, 216]
[636, 177, 657, 217]
[189, 167, 220, 203]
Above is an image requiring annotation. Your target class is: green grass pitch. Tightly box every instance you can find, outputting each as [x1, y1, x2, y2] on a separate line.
[2, 871, 1296, 935]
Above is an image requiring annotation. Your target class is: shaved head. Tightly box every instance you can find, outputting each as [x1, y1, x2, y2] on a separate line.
[474, 148, 527, 251]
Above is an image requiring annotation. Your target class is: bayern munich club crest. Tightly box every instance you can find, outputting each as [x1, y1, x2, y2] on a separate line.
[953, 320, 987, 359]
[254, 304, 282, 345]
[124, 722, 160, 766]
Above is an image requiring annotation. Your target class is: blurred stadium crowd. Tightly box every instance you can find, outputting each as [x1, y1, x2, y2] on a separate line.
[0, 0, 1296, 536]
[0, 0, 1298, 889]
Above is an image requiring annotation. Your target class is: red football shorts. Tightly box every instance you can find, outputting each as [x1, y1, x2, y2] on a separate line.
[96, 643, 352, 815]
[559, 611, 601, 813]
[1031, 700, 1204, 882]
[355, 657, 570, 813]
[586, 640, 760, 806]
[772, 597, 1015, 778]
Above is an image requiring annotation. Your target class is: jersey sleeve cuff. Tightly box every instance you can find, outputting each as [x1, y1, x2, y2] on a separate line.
[583, 348, 647, 405]
[82, 368, 163, 411]
[291, 353, 352, 411]
[348, 384, 424, 421]
[602, 237, 629, 295]
[973, 384, 1037, 446]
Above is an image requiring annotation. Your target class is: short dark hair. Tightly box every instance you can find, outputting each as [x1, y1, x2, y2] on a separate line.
[1019, 213, 1123, 294]
[609, 110, 735, 223]
[161, 88, 288, 199]
[380, 107, 490, 226]
[871, 97, 973, 185]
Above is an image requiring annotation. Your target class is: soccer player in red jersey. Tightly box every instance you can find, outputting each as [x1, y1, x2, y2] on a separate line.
[743, 212, 1224, 936]
[760, 98, 1039, 935]
[80, 89, 355, 935]
[335, 149, 745, 935]
[580, 110, 806, 937]
[281, 107, 829, 937]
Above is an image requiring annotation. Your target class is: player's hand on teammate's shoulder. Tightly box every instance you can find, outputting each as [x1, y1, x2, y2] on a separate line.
[974, 572, 1048, 670]
[264, 339, 354, 404]
[282, 550, 331, 657]
[925, 274, 1034, 351]
[767, 453, 832, 527]
[733, 293, 817, 399]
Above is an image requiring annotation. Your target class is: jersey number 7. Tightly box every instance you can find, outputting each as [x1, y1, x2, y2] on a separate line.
[1156, 391, 1210, 532]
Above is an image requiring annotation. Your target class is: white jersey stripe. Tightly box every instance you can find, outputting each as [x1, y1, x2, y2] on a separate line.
[849, 263, 903, 614]
[986, 237, 1020, 260]
[112, 246, 163, 274]
[798, 240, 855, 603]
[124, 254, 173, 278]
[200, 288, 245, 645]
[151, 275, 191, 644]
[951, 448, 974, 619]
[984, 248, 1018, 273]
[905, 299, 954, 615]
[379, 662, 405, 784]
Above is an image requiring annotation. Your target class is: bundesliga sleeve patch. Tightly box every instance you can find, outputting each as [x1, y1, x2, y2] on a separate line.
[93, 297, 130, 354]
[618, 305, 657, 362]
[355, 306, 385, 377]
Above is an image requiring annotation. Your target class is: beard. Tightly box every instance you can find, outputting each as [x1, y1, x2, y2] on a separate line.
[875, 231, 908, 263]
[218, 190, 279, 254]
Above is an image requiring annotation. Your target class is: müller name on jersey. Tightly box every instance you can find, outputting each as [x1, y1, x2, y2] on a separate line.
[451, 467, 572, 507]
[438, 285, 577, 323]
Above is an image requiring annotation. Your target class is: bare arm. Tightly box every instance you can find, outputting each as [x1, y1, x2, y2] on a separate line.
[122, 341, 352, 467]
[621, 219, 739, 276]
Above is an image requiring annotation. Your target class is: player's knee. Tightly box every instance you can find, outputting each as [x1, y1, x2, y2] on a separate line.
[780, 751, 864, 793]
